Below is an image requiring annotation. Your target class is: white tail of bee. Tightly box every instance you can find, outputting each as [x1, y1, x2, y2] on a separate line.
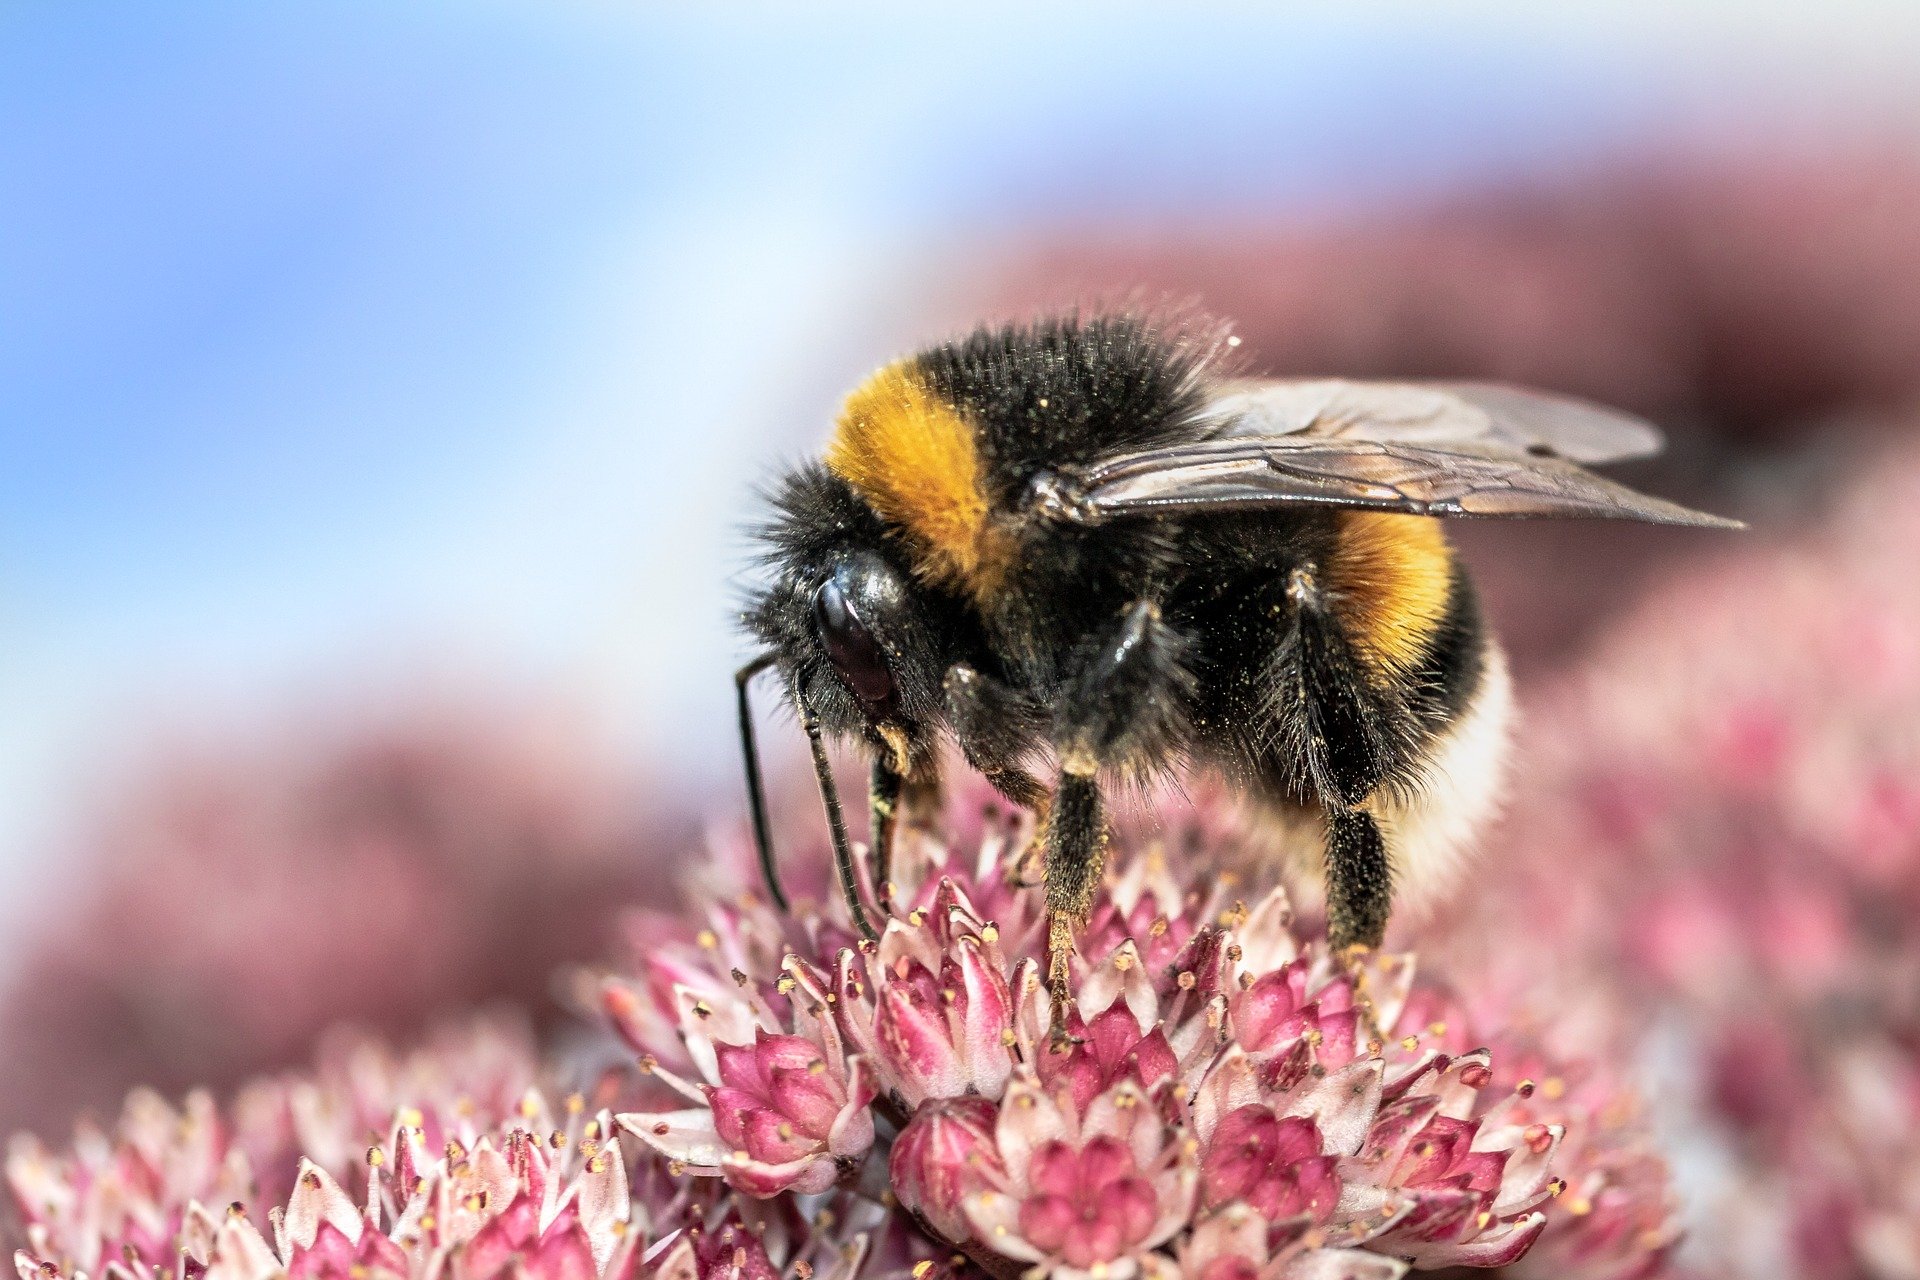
[1372, 641, 1514, 917]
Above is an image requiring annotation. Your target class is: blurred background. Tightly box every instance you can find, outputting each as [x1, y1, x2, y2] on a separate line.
[7, 4, 1920, 1274]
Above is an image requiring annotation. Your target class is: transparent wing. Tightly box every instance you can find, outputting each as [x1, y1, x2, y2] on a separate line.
[1047, 379, 1741, 529]
[1197, 378, 1665, 463]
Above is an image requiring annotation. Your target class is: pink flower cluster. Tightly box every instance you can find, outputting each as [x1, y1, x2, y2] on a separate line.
[0, 698, 1687, 1280]
[603, 811, 1675, 1279]
[7, 1017, 936, 1280]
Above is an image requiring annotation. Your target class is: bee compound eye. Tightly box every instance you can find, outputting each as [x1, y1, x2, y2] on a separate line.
[812, 578, 897, 718]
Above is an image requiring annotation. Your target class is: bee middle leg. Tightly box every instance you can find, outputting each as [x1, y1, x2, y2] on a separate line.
[1043, 769, 1105, 1046]
[1041, 600, 1195, 1048]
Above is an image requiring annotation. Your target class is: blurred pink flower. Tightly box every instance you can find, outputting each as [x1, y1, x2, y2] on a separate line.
[0, 700, 673, 1138]
[1431, 439, 1920, 1280]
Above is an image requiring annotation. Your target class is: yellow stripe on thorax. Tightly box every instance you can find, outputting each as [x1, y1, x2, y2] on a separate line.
[825, 362, 1010, 598]
[1324, 511, 1454, 673]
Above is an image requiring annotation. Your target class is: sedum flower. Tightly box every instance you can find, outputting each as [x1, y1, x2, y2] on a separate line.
[601, 791, 1674, 1278]
[834, 878, 1026, 1108]
[951, 1074, 1195, 1279]
[1197, 1107, 1340, 1221]
[11, 1084, 636, 1280]
[614, 944, 879, 1197]
[7, 1026, 926, 1280]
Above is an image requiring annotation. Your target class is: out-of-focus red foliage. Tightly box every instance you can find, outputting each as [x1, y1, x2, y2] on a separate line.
[982, 146, 1920, 436]
[0, 701, 685, 1139]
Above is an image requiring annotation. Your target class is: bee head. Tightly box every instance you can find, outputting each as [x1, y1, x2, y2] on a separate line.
[743, 464, 962, 771]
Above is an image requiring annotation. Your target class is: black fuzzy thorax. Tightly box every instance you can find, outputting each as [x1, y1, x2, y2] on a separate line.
[910, 313, 1215, 506]
[912, 314, 1219, 691]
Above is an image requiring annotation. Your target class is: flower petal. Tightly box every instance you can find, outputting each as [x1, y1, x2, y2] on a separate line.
[1079, 940, 1157, 1029]
[962, 1191, 1047, 1264]
[617, 1109, 728, 1170]
[1281, 1246, 1410, 1280]
[280, 1160, 361, 1257]
[1282, 1058, 1383, 1156]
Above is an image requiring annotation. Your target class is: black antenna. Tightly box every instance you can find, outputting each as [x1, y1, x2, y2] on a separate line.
[734, 654, 788, 911]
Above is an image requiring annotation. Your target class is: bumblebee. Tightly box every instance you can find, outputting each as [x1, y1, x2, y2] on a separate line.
[736, 312, 1736, 1041]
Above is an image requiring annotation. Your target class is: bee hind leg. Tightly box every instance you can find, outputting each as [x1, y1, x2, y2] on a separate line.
[1323, 804, 1393, 1047]
[1324, 805, 1391, 952]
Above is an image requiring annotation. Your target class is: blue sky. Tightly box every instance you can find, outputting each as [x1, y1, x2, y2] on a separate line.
[0, 2, 1899, 906]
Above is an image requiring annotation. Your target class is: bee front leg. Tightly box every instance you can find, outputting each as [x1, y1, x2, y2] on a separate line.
[943, 663, 1047, 812]
[868, 757, 902, 912]
[868, 755, 941, 912]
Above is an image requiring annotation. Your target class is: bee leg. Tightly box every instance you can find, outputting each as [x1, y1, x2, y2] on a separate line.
[1324, 805, 1393, 1047]
[1043, 769, 1106, 1052]
[1276, 568, 1402, 1041]
[944, 663, 1048, 812]
[1042, 601, 1195, 1049]
[868, 757, 902, 913]
[796, 683, 879, 942]
[1324, 807, 1391, 951]
[868, 757, 942, 913]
